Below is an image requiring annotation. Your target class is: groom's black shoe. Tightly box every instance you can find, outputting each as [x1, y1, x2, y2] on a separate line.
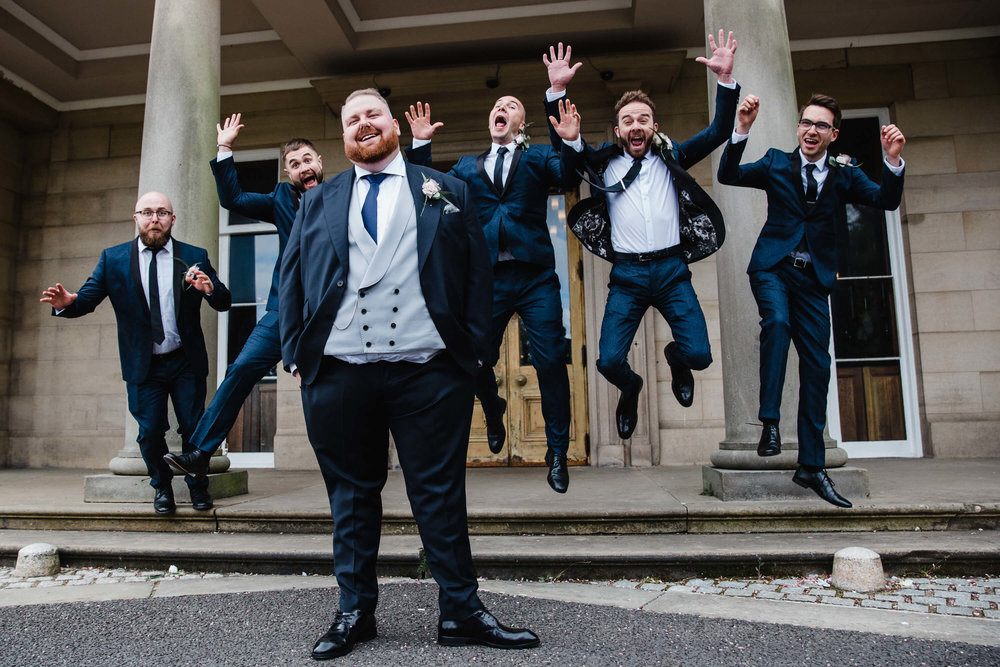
[438, 609, 540, 649]
[311, 610, 377, 660]
[153, 486, 175, 515]
[485, 397, 507, 454]
[664, 343, 694, 407]
[757, 424, 782, 457]
[164, 449, 210, 478]
[615, 376, 643, 440]
[792, 467, 853, 508]
[544, 450, 569, 494]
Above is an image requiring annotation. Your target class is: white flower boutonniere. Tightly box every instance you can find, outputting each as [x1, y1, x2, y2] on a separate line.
[829, 153, 861, 169]
[514, 122, 533, 150]
[173, 258, 200, 290]
[652, 131, 678, 161]
[421, 174, 459, 215]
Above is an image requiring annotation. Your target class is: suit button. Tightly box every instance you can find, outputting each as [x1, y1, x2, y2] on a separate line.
[390, 323, 396, 328]
[359, 290, 366, 298]
[361, 309, 367, 315]
[389, 340, 395, 346]
[363, 325, 368, 331]
[336, 280, 344, 288]
[393, 289, 399, 295]
[392, 307, 398, 312]
[366, 342, 372, 348]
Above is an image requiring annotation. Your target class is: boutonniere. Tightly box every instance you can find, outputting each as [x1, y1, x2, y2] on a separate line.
[652, 131, 678, 161]
[421, 174, 460, 215]
[829, 153, 861, 168]
[514, 122, 533, 150]
[173, 257, 200, 290]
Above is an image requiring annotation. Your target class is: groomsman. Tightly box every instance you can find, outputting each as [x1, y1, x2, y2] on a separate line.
[550, 32, 739, 441]
[280, 88, 538, 660]
[717, 93, 905, 507]
[41, 192, 231, 514]
[165, 114, 322, 481]
[403, 46, 582, 493]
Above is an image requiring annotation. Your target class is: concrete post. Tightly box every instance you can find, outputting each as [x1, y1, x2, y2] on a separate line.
[108, 0, 230, 478]
[703, 0, 848, 472]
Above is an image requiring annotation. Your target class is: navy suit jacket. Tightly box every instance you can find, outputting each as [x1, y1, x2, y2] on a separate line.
[55, 239, 231, 383]
[210, 157, 299, 311]
[717, 140, 905, 289]
[405, 98, 581, 267]
[278, 159, 492, 386]
[561, 82, 739, 263]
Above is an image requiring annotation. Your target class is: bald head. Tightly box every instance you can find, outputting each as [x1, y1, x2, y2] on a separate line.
[133, 191, 175, 250]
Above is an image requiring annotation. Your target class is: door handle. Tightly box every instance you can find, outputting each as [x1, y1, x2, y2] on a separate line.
[514, 374, 527, 386]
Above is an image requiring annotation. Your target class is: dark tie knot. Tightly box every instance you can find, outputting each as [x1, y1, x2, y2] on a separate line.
[805, 164, 816, 175]
[496, 146, 508, 157]
[364, 173, 388, 187]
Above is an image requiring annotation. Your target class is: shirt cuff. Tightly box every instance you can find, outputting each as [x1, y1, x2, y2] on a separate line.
[564, 136, 584, 152]
[719, 79, 737, 90]
[217, 150, 233, 160]
[545, 88, 567, 102]
[731, 131, 750, 143]
[289, 362, 298, 375]
[884, 156, 905, 175]
[411, 138, 431, 149]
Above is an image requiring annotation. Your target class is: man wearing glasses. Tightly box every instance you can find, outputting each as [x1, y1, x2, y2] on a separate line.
[717, 93, 906, 507]
[40, 192, 231, 515]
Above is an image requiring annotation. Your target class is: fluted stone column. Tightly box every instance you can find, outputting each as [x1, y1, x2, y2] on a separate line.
[703, 0, 848, 477]
[94, 0, 237, 492]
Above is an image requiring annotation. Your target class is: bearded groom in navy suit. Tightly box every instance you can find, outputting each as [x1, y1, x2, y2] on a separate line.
[717, 93, 906, 507]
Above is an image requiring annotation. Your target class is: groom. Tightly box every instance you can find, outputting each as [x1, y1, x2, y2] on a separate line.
[279, 88, 539, 660]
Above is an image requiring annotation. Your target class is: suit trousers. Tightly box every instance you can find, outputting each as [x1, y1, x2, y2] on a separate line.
[125, 350, 209, 490]
[597, 255, 712, 394]
[301, 354, 484, 620]
[749, 263, 832, 468]
[474, 261, 570, 454]
[189, 310, 280, 455]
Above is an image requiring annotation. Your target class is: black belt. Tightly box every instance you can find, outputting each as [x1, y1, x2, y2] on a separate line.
[612, 245, 682, 263]
[784, 255, 811, 269]
[152, 347, 183, 360]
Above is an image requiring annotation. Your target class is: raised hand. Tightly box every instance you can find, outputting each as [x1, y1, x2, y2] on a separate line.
[880, 124, 905, 166]
[216, 113, 244, 149]
[736, 94, 760, 134]
[543, 42, 583, 93]
[185, 269, 215, 295]
[695, 30, 736, 84]
[547, 98, 581, 142]
[40, 283, 77, 310]
[405, 102, 443, 141]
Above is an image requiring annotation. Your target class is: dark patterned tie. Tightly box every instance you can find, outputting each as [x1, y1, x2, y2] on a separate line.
[582, 157, 642, 193]
[361, 173, 388, 242]
[805, 163, 818, 205]
[148, 247, 165, 345]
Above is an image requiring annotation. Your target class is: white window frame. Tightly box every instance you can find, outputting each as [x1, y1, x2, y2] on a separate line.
[216, 147, 280, 468]
[826, 108, 922, 458]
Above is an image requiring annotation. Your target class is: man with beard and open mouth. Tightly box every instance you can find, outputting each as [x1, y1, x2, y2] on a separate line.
[717, 93, 905, 507]
[164, 115, 323, 487]
[41, 192, 231, 515]
[279, 88, 538, 660]
[404, 43, 582, 493]
[549, 30, 741, 442]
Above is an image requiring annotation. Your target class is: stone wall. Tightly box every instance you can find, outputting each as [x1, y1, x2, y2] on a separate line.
[0, 117, 24, 466]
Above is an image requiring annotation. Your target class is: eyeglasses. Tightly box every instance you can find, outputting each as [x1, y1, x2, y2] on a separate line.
[798, 119, 835, 133]
[135, 209, 173, 219]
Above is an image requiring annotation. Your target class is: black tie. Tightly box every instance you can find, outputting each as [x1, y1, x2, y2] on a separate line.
[805, 163, 818, 205]
[581, 157, 642, 193]
[361, 173, 388, 242]
[493, 146, 508, 190]
[148, 247, 165, 345]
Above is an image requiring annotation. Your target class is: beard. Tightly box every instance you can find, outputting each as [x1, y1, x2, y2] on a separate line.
[345, 125, 400, 165]
[620, 129, 653, 158]
[139, 226, 171, 250]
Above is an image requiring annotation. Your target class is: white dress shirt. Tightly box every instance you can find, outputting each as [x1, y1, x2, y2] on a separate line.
[353, 151, 408, 227]
[138, 237, 181, 354]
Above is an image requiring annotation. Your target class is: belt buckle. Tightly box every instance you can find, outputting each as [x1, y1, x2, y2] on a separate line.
[792, 257, 807, 269]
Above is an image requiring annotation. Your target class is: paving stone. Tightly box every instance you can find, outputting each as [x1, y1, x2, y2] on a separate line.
[841, 592, 868, 599]
[896, 602, 930, 613]
[67, 580, 92, 586]
[930, 578, 966, 585]
[785, 594, 818, 603]
[908, 578, 932, 584]
[746, 584, 778, 592]
[920, 583, 950, 591]
[141, 571, 166, 577]
[922, 596, 950, 607]
[693, 586, 722, 594]
[723, 588, 754, 597]
[955, 585, 986, 592]
[755, 591, 785, 600]
[891, 588, 924, 596]
[978, 594, 1000, 603]
[778, 587, 806, 595]
[861, 600, 895, 609]
[667, 585, 691, 593]
[811, 589, 837, 597]
[25, 576, 54, 582]
[684, 579, 716, 587]
[819, 597, 856, 606]
[641, 583, 667, 591]
[769, 579, 801, 586]
[37, 580, 65, 588]
[717, 581, 748, 589]
[125, 576, 147, 583]
[56, 574, 82, 581]
[874, 594, 905, 603]
[612, 580, 637, 589]
[937, 606, 975, 617]
[95, 578, 121, 585]
[6, 582, 33, 589]
[983, 609, 1000, 619]
[939, 590, 972, 599]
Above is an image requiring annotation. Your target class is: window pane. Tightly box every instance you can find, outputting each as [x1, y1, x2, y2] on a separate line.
[831, 278, 899, 359]
[228, 233, 279, 306]
[226, 159, 280, 225]
[839, 203, 891, 277]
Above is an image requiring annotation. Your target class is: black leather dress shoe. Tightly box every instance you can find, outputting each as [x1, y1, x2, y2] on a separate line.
[311, 610, 377, 660]
[164, 450, 210, 478]
[615, 376, 643, 440]
[664, 343, 694, 407]
[153, 487, 175, 515]
[792, 467, 853, 508]
[438, 609, 539, 649]
[544, 450, 569, 494]
[189, 487, 214, 511]
[757, 424, 781, 457]
[485, 397, 507, 454]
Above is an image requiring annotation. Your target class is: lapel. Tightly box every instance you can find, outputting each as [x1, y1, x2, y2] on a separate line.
[128, 240, 150, 317]
[171, 241, 183, 318]
[322, 171, 354, 268]
[476, 150, 501, 197]
[500, 146, 522, 199]
[407, 162, 441, 274]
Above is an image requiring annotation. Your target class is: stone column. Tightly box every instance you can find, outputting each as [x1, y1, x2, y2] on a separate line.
[701, 0, 851, 494]
[93, 0, 237, 496]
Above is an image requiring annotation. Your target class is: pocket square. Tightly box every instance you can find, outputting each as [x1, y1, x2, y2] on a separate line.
[443, 202, 460, 215]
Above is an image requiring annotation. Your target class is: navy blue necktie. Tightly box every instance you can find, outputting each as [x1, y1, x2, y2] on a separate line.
[805, 164, 818, 205]
[148, 247, 165, 345]
[361, 173, 388, 242]
[493, 146, 508, 189]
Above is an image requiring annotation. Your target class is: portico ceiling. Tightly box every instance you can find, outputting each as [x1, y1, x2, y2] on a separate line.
[1, 0, 998, 108]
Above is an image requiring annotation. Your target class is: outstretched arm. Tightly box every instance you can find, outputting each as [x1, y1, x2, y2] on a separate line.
[211, 113, 277, 223]
[544, 42, 582, 94]
[695, 29, 736, 84]
[40, 283, 77, 310]
[405, 102, 443, 141]
[216, 113, 244, 151]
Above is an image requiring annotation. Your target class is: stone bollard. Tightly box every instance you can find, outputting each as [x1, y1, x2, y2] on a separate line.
[14, 543, 60, 577]
[830, 546, 885, 592]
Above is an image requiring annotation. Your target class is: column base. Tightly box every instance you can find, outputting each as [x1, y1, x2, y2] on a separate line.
[702, 465, 869, 502]
[83, 471, 248, 503]
[711, 444, 848, 470]
[107, 450, 232, 475]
